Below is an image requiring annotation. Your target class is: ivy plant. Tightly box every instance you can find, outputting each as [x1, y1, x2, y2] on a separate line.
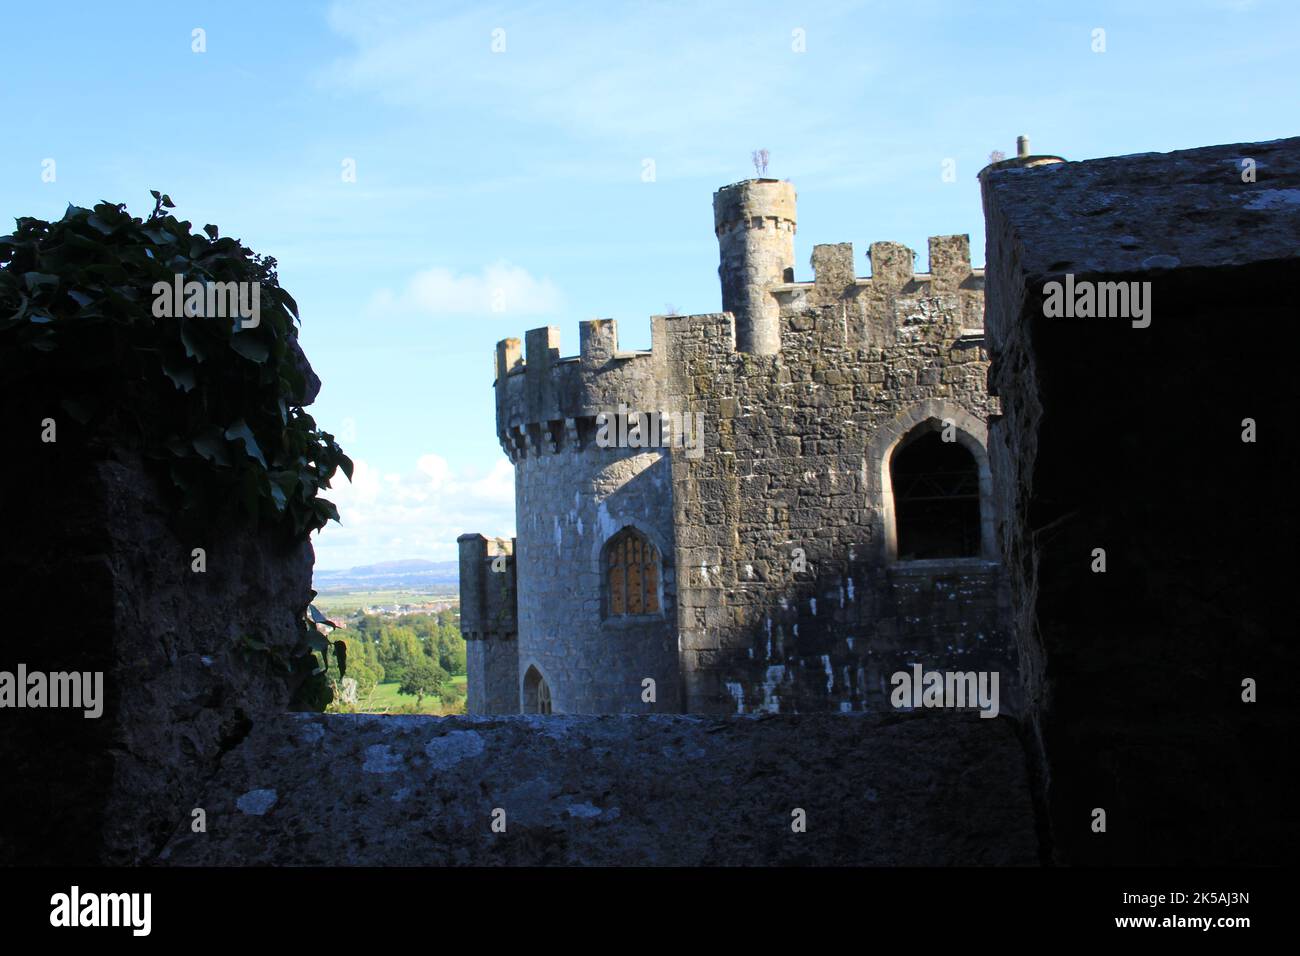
[0, 192, 352, 536]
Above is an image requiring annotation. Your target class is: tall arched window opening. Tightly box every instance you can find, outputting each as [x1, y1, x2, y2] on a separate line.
[523, 666, 552, 714]
[890, 431, 981, 559]
[605, 527, 661, 616]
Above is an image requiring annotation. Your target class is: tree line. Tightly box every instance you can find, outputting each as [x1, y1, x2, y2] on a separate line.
[325, 609, 466, 712]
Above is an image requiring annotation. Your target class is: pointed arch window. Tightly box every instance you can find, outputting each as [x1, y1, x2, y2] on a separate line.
[523, 666, 552, 714]
[606, 527, 661, 616]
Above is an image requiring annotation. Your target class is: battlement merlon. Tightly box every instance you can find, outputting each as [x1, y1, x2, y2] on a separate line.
[775, 235, 982, 301]
[457, 533, 517, 640]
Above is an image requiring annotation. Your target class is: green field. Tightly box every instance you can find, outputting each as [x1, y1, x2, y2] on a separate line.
[358, 676, 468, 715]
[313, 589, 458, 616]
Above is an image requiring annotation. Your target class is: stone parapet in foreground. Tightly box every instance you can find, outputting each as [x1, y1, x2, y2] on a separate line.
[159, 712, 1039, 866]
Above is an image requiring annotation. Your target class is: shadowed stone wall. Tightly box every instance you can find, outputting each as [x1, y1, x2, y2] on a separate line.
[981, 136, 1299, 865]
[158, 712, 1039, 866]
[0, 446, 315, 866]
[0, 346, 321, 866]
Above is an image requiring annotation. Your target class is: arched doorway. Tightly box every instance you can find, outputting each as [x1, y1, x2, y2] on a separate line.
[522, 665, 553, 714]
[889, 429, 982, 559]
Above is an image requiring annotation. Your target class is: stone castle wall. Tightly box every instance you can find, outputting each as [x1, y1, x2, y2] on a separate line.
[462, 181, 1014, 715]
[656, 235, 1011, 713]
[0, 436, 316, 865]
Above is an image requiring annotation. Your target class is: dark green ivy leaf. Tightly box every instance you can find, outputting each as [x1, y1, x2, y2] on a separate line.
[2, 293, 28, 327]
[24, 272, 59, 291]
[280, 288, 300, 321]
[225, 420, 267, 467]
[230, 332, 270, 363]
[161, 358, 196, 392]
[192, 431, 232, 466]
[179, 317, 207, 361]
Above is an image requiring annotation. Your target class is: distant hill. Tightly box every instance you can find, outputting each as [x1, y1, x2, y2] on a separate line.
[313, 559, 459, 592]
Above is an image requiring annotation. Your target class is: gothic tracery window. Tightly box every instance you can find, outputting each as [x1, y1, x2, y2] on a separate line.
[606, 528, 661, 616]
[523, 666, 552, 714]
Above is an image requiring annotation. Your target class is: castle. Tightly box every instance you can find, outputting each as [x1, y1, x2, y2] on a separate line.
[459, 175, 1020, 715]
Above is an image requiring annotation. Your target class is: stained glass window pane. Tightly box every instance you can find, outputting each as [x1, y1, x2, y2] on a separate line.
[606, 529, 662, 617]
[609, 551, 625, 616]
[627, 541, 644, 614]
[644, 556, 659, 612]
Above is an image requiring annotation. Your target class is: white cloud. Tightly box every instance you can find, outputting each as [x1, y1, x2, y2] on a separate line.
[368, 260, 564, 318]
[415, 453, 451, 489]
[313, 454, 515, 568]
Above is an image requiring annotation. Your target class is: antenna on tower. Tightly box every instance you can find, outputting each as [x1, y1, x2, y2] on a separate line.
[751, 149, 770, 177]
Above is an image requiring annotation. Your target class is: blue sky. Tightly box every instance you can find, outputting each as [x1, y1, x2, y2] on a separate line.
[2, 0, 1294, 569]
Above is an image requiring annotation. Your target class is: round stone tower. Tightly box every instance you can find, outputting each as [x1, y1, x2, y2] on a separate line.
[713, 179, 797, 354]
[490, 322, 681, 715]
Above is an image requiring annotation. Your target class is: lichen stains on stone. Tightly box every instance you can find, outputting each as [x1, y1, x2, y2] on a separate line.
[423, 729, 486, 769]
[299, 722, 325, 745]
[1241, 187, 1300, 211]
[235, 788, 277, 816]
[362, 744, 403, 774]
[521, 715, 582, 740]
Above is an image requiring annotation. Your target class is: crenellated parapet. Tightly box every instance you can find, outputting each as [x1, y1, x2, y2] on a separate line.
[777, 235, 981, 300]
[774, 234, 985, 344]
[493, 231, 987, 462]
[493, 319, 667, 462]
